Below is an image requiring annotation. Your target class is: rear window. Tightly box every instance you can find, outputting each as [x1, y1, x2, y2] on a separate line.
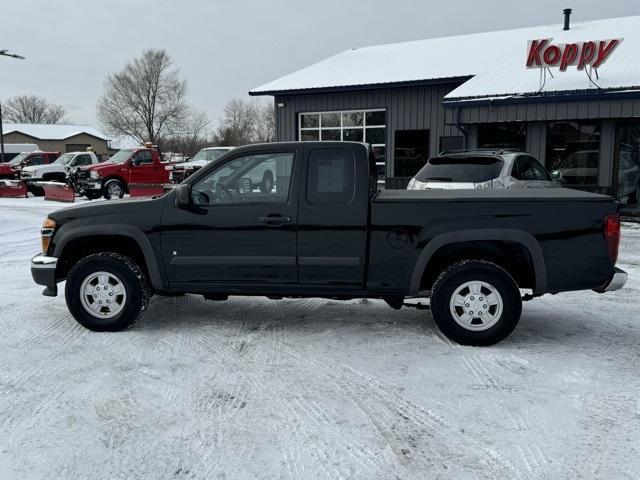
[414, 156, 504, 183]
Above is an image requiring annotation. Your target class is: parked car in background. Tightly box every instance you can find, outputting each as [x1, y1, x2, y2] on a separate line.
[0, 151, 60, 179]
[407, 149, 559, 190]
[76, 145, 170, 199]
[167, 147, 235, 184]
[0, 143, 39, 163]
[21, 151, 99, 195]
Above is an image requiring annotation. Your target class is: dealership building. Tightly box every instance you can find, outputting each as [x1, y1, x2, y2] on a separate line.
[251, 12, 640, 214]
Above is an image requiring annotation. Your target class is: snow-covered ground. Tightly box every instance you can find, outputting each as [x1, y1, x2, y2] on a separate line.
[0, 197, 639, 480]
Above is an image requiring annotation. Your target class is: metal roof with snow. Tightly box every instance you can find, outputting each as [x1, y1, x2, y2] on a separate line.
[2, 123, 109, 141]
[250, 15, 640, 101]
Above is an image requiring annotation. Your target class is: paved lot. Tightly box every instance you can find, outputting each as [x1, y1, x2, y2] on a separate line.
[1, 197, 639, 479]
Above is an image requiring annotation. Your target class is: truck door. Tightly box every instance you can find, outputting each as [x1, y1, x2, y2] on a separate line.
[297, 144, 370, 287]
[160, 146, 301, 285]
[128, 150, 158, 185]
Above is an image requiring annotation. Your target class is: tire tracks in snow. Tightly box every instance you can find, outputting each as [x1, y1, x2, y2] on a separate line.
[279, 341, 522, 479]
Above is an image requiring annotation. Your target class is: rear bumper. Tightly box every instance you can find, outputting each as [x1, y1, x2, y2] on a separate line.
[594, 268, 628, 293]
[31, 254, 58, 297]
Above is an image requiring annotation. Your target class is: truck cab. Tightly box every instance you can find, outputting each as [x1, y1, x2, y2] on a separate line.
[0, 151, 60, 180]
[76, 145, 169, 199]
[21, 151, 99, 194]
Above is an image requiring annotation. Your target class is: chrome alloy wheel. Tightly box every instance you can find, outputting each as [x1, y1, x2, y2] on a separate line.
[79, 271, 127, 319]
[449, 280, 503, 331]
[107, 181, 123, 198]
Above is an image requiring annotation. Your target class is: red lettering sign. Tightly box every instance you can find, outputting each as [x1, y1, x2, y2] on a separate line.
[526, 38, 622, 70]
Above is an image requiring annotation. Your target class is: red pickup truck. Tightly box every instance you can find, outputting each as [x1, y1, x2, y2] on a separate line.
[0, 151, 60, 179]
[76, 145, 171, 199]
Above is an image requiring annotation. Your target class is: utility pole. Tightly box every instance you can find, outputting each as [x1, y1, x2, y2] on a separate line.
[0, 49, 26, 163]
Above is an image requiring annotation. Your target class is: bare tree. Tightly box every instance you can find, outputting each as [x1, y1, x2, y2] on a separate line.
[213, 98, 275, 146]
[254, 101, 276, 143]
[2, 95, 66, 124]
[159, 110, 210, 158]
[97, 49, 189, 144]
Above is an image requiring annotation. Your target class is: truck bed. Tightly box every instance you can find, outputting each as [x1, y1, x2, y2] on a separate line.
[369, 187, 619, 296]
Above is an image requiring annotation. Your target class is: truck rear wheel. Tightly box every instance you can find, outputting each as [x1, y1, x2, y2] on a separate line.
[65, 252, 150, 332]
[103, 179, 125, 199]
[430, 260, 522, 346]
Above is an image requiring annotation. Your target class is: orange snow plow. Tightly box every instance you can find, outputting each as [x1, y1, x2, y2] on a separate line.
[41, 182, 75, 203]
[0, 180, 28, 198]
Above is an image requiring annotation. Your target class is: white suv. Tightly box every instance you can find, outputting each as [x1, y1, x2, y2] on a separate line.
[407, 149, 559, 191]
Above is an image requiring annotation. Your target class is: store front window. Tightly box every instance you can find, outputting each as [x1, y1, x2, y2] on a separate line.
[478, 123, 526, 150]
[299, 109, 386, 184]
[615, 122, 640, 215]
[546, 121, 601, 190]
[394, 130, 429, 178]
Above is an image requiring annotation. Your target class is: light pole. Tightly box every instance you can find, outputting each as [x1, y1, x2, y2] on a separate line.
[0, 49, 26, 163]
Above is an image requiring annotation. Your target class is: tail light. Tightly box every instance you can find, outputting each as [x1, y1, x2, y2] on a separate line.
[604, 213, 621, 264]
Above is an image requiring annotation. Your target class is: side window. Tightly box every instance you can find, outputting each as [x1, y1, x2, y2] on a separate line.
[29, 155, 45, 166]
[306, 148, 355, 204]
[135, 150, 153, 164]
[514, 156, 548, 181]
[73, 154, 92, 166]
[191, 152, 294, 205]
[529, 158, 551, 180]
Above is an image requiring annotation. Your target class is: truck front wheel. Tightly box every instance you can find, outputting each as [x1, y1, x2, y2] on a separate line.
[65, 252, 150, 332]
[430, 260, 522, 346]
[103, 179, 125, 199]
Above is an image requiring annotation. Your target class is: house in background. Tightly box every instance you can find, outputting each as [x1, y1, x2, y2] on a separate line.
[1, 123, 112, 160]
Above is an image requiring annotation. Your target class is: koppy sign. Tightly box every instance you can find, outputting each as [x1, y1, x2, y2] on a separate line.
[526, 38, 623, 71]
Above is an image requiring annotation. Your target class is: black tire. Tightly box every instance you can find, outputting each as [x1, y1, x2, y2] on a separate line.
[65, 252, 151, 332]
[30, 185, 45, 197]
[84, 191, 102, 200]
[430, 260, 522, 346]
[103, 179, 125, 200]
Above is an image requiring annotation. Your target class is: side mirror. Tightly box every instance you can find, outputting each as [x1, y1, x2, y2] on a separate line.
[174, 183, 192, 209]
[551, 170, 561, 180]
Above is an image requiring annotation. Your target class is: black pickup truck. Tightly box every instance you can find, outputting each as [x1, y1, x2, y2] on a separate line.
[31, 142, 627, 345]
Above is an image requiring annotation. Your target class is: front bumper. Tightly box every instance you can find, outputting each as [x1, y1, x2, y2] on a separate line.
[21, 176, 43, 183]
[31, 254, 58, 297]
[78, 181, 102, 191]
[594, 268, 628, 293]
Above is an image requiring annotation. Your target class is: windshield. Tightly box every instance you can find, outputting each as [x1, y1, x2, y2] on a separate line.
[415, 156, 504, 183]
[55, 153, 76, 165]
[106, 149, 135, 164]
[9, 153, 30, 165]
[192, 148, 229, 162]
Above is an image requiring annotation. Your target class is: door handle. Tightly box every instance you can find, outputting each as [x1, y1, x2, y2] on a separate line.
[259, 214, 291, 226]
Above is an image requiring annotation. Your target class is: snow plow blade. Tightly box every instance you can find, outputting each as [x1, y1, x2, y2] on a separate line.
[129, 184, 165, 198]
[0, 180, 28, 198]
[41, 182, 75, 203]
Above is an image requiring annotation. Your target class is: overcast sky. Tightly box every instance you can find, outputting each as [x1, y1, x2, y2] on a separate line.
[0, 0, 637, 133]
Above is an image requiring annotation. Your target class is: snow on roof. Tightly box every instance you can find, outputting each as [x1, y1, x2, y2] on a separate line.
[251, 15, 640, 100]
[2, 123, 109, 141]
